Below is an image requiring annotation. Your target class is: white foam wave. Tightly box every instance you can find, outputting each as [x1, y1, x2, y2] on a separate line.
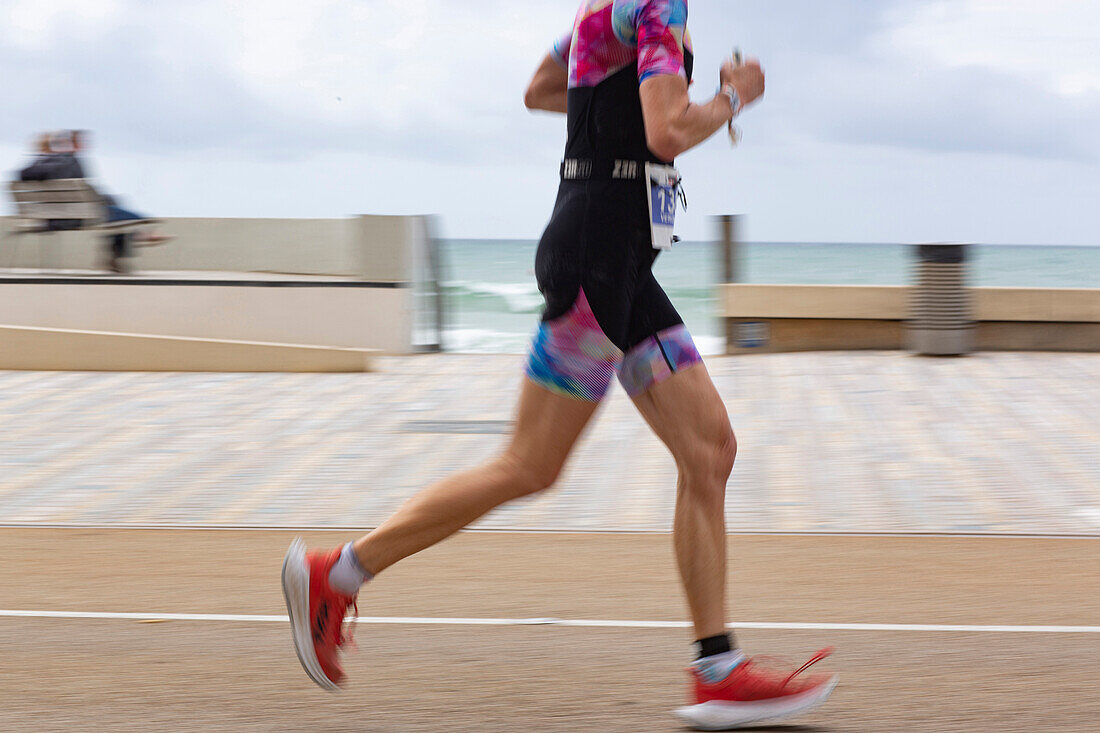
[443, 328, 534, 354]
[442, 328, 725, 356]
[444, 280, 544, 313]
[691, 335, 726, 356]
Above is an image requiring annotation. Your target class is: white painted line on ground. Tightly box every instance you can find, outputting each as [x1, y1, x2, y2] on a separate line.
[2, 523, 1098, 539]
[1, 609, 1098, 633]
[0, 610, 288, 623]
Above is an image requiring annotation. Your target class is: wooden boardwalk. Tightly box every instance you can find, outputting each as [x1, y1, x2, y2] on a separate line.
[0, 352, 1097, 534]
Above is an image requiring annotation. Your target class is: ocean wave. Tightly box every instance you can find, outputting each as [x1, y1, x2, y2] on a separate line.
[442, 328, 534, 354]
[441, 327, 725, 356]
[691, 335, 725, 356]
[442, 280, 544, 313]
[443, 279, 715, 314]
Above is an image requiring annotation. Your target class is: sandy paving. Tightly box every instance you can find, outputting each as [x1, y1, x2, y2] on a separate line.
[3, 351, 1098, 534]
[1, 529, 1098, 731]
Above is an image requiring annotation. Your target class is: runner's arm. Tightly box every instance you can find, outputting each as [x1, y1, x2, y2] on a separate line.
[639, 59, 765, 161]
[524, 53, 568, 114]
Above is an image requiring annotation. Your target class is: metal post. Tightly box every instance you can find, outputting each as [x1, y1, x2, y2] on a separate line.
[422, 215, 445, 353]
[907, 243, 973, 356]
[717, 215, 743, 352]
[719, 214, 740, 283]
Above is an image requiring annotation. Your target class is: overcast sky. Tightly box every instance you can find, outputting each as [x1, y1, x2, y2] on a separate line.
[2, 0, 1097, 244]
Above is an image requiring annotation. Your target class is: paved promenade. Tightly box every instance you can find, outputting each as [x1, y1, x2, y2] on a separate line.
[2, 528, 1097, 732]
[1, 352, 1097, 534]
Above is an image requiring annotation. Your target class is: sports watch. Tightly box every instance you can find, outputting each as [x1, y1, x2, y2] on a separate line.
[719, 83, 741, 118]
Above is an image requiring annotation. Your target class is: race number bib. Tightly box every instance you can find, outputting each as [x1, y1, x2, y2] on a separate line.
[645, 164, 680, 250]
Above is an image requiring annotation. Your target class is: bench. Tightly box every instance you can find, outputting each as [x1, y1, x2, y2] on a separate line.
[5, 178, 152, 269]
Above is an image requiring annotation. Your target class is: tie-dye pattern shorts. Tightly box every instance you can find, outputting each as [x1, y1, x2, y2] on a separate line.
[525, 180, 702, 403]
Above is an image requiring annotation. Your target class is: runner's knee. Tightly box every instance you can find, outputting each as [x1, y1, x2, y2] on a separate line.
[677, 427, 736, 500]
[497, 451, 561, 499]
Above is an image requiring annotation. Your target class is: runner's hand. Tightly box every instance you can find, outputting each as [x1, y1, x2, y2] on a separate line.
[720, 58, 765, 109]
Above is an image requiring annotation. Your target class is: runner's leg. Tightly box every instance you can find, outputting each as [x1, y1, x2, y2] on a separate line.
[616, 266, 732, 640]
[285, 185, 627, 691]
[283, 287, 617, 690]
[352, 378, 599, 573]
[630, 362, 735, 639]
[618, 286, 837, 727]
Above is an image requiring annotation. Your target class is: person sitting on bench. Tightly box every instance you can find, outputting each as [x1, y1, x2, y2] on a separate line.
[18, 132, 87, 233]
[18, 130, 170, 273]
[20, 132, 85, 182]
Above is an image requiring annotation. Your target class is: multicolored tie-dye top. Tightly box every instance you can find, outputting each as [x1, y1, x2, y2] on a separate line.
[551, 0, 691, 89]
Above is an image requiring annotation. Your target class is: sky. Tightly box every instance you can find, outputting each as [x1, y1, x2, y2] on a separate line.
[1, 0, 1097, 244]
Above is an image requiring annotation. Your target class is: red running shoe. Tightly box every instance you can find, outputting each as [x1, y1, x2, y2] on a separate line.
[675, 648, 838, 730]
[282, 538, 358, 691]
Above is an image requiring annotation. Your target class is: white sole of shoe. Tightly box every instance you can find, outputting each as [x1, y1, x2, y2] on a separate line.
[281, 538, 340, 692]
[674, 675, 838, 730]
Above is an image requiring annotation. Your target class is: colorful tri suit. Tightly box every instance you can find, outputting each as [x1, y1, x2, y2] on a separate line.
[552, 0, 692, 88]
[525, 0, 702, 402]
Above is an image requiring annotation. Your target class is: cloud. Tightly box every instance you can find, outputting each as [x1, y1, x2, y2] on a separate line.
[4, 0, 122, 50]
[879, 0, 1100, 96]
[0, 0, 577, 162]
[800, 57, 1100, 162]
[2, 0, 1096, 244]
[7, 0, 1093, 164]
[778, 0, 1100, 162]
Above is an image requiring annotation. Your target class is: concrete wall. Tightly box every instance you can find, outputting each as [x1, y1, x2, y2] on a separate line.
[975, 288, 1099, 322]
[720, 284, 1100, 353]
[976, 323, 1100, 352]
[0, 213, 437, 362]
[0, 325, 371, 372]
[722, 285, 908, 320]
[0, 280, 412, 353]
[0, 214, 427, 280]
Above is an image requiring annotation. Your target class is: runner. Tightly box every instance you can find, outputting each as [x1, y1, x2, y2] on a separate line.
[282, 1, 836, 728]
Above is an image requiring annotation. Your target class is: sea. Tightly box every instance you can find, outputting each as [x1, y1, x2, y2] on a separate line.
[434, 240, 1100, 354]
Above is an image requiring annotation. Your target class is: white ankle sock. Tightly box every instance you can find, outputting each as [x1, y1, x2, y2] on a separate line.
[694, 650, 746, 684]
[327, 542, 372, 595]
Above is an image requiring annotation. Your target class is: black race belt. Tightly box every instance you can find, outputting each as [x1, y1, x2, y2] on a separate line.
[560, 158, 650, 181]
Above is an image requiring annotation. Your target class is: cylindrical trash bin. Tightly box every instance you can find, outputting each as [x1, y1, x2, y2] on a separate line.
[907, 243, 973, 356]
